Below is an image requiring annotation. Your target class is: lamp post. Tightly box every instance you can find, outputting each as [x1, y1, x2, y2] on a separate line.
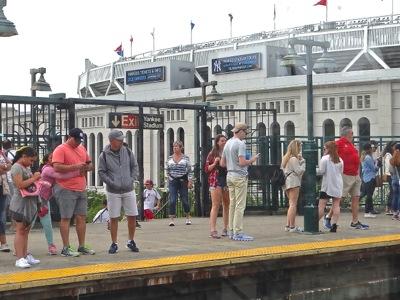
[0, 0, 18, 37]
[197, 81, 222, 217]
[281, 38, 335, 233]
[30, 67, 51, 156]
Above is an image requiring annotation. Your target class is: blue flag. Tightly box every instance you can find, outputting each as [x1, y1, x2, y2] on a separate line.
[190, 21, 195, 30]
[114, 44, 124, 57]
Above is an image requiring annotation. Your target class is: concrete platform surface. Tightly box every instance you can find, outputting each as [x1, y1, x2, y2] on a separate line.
[0, 212, 399, 274]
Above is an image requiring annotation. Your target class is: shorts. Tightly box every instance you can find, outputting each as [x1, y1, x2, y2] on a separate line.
[319, 191, 333, 200]
[144, 209, 154, 220]
[209, 176, 228, 191]
[342, 174, 361, 198]
[107, 191, 138, 218]
[54, 184, 88, 219]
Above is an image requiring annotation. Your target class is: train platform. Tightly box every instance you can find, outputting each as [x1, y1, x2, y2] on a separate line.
[0, 212, 399, 299]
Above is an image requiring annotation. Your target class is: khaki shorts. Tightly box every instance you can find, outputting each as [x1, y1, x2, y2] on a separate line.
[107, 191, 138, 219]
[342, 174, 361, 198]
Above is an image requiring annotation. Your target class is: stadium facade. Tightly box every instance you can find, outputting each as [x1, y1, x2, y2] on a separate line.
[76, 14, 400, 187]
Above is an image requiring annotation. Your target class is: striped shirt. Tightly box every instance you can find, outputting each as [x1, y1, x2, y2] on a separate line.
[166, 154, 193, 181]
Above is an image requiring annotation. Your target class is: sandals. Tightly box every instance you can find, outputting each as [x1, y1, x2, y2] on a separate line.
[221, 229, 228, 237]
[209, 231, 221, 239]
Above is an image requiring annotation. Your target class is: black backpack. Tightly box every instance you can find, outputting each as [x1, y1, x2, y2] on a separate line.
[271, 169, 293, 187]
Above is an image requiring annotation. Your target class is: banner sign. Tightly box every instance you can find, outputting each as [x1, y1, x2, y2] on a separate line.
[211, 53, 261, 74]
[109, 113, 164, 130]
[126, 66, 165, 85]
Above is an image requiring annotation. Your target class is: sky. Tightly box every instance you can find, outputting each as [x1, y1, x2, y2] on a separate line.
[0, 0, 396, 98]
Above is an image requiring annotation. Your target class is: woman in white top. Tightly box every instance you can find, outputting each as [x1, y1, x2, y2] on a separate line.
[282, 140, 305, 232]
[317, 141, 343, 232]
[383, 141, 396, 215]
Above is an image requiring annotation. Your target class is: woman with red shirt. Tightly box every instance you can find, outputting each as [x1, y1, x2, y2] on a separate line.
[205, 134, 230, 239]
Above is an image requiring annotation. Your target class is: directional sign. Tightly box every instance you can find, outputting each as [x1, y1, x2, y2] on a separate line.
[109, 113, 140, 129]
[108, 113, 164, 130]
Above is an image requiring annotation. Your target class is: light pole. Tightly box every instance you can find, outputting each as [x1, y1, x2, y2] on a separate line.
[0, 0, 18, 37]
[281, 38, 336, 233]
[30, 67, 51, 156]
[197, 81, 222, 217]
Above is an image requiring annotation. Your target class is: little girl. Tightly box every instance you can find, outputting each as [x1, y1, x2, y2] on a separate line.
[9, 146, 41, 268]
[38, 153, 80, 255]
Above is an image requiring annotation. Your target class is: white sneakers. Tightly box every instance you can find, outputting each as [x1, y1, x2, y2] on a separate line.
[15, 254, 40, 268]
[364, 212, 376, 218]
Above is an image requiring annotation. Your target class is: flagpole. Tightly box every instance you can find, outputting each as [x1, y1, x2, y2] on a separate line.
[326, 2, 328, 22]
[130, 35, 133, 57]
[190, 22, 193, 45]
[151, 28, 155, 53]
[273, 3, 276, 30]
[228, 14, 233, 38]
[392, 0, 394, 23]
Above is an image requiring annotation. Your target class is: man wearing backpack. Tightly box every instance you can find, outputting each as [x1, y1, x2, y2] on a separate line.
[98, 130, 140, 254]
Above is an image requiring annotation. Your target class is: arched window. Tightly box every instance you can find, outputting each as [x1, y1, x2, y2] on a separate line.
[284, 121, 294, 141]
[167, 128, 174, 155]
[214, 125, 222, 137]
[225, 124, 233, 139]
[358, 117, 370, 145]
[126, 130, 133, 150]
[89, 133, 96, 186]
[257, 122, 267, 137]
[340, 118, 352, 130]
[206, 126, 212, 152]
[82, 134, 88, 148]
[177, 127, 185, 146]
[323, 119, 335, 142]
[97, 133, 103, 186]
[134, 130, 139, 156]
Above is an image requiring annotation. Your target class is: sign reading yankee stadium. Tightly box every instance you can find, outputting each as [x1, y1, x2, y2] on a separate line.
[126, 66, 165, 84]
[211, 53, 261, 74]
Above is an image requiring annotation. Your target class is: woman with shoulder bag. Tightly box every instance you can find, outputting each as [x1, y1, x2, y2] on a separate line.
[166, 141, 193, 226]
[281, 140, 305, 233]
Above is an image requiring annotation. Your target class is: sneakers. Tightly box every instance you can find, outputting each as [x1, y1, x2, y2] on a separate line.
[77, 245, 96, 255]
[15, 258, 31, 268]
[350, 221, 369, 230]
[289, 226, 304, 233]
[364, 212, 376, 218]
[185, 219, 192, 225]
[0, 243, 10, 252]
[323, 215, 332, 229]
[108, 242, 118, 254]
[169, 221, 175, 226]
[232, 233, 254, 241]
[330, 224, 338, 233]
[26, 253, 40, 265]
[284, 225, 290, 232]
[392, 214, 399, 220]
[126, 240, 139, 252]
[221, 229, 228, 237]
[48, 244, 57, 256]
[61, 246, 80, 257]
[136, 221, 141, 228]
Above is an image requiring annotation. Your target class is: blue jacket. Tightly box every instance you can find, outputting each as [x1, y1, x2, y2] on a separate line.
[361, 154, 378, 183]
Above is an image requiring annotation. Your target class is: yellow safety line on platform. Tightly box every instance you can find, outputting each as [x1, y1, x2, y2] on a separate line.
[1, 234, 400, 291]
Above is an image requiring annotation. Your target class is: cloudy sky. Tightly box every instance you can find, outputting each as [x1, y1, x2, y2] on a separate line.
[0, 0, 395, 97]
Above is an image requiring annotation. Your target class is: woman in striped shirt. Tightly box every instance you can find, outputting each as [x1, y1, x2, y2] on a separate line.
[166, 141, 193, 226]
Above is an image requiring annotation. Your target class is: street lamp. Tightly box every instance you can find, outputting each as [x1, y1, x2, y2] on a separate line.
[30, 67, 51, 158]
[281, 38, 336, 233]
[197, 81, 222, 216]
[0, 0, 18, 37]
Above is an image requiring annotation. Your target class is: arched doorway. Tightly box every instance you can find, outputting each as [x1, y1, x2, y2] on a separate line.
[177, 127, 185, 146]
[214, 125, 222, 137]
[225, 124, 233, 139]
[96, 133, 103, 186]
[89, 133, 95, 186]
[358, 117, 370, 149]
[167, 128, 174, 155]
[284, 121, 294, 141]
[126, 130, 133, 150]
[339, 118, 352, 130]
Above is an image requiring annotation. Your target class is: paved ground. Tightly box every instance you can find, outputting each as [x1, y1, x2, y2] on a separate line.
[0, 212, 399, 274]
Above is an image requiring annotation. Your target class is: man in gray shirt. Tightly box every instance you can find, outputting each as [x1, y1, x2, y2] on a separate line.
[221, 122, 259, 241]
[98, 130, 140, 254]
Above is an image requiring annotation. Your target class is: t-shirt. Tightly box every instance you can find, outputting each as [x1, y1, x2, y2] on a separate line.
[52, 143, 90, 191]
[143, 188, 161, 210]
[222, 137, 247, 177]
[336, 137, 359, 176]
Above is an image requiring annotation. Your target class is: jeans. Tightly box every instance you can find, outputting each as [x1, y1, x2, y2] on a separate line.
[392, 178, 400, 212]
[361, 179, 376, 213]
[168, 179, 190, 216]
[0, 194, 6, 235]
[386, 175, 393, 209]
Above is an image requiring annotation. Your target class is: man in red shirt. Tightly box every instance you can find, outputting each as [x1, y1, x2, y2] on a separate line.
[52, 128, 95, 256]
[325, 126, 369, 230]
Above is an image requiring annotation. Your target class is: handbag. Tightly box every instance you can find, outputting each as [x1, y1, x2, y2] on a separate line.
[375, 175, 383, 188]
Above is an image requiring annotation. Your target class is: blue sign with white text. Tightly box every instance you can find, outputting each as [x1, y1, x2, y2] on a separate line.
[211, 53, 261, 74]
[126, 66, 166, 84]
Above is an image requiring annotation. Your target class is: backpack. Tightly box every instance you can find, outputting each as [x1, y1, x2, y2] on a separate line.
[271, 169, 293, 187]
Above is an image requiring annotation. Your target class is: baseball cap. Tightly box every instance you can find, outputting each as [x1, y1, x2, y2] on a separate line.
[231, 122, 248, 133]
[145, 179, 154, 186]
[108, 130, 125, 141]
[69, 128, 84, 142]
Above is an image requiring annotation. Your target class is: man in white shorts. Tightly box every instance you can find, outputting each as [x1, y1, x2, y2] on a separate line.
[98, 130, 139, 254]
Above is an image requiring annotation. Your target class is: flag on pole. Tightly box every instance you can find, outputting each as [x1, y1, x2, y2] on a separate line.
[314, 0, 327, 6]
[190, 21, 195, 30]
[273, 4, 276, 21]
[114, 44, 124, 57]
[228, 13, 233, 21]
[130, 35, 133, 43]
